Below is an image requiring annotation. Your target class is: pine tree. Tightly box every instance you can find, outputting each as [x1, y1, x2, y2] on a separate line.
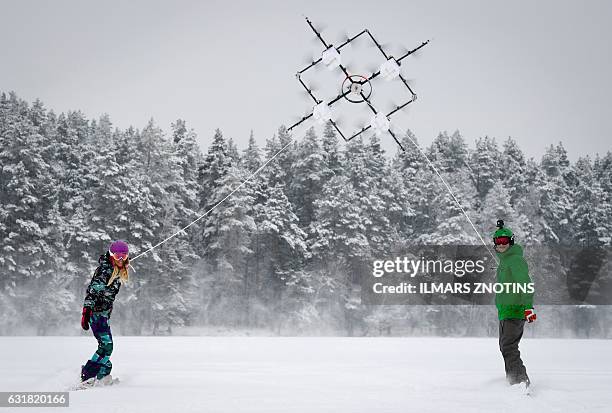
[226, 137, 241, 164]
[321, 121, 343, 177]
[501, 137, 528, 206]
[393, 129, 424, 173]
[170, 119, 202, 259]
[254, 181, 307, 333]
[393, 131, 429, 238]
[427, 130, 468, 173]
[310, 175, 368, 266]
[0, 93, 55, 296]
[202, 165, 256, 272]
[309, 174, 368, 334]
[470, 136, 502, 201]
[572, 156, 608, 246]
[242, 130, 262, 172]
[198, 128, 232, 209]
[290, 127, 327, 227]
[537, 144, 574, 244]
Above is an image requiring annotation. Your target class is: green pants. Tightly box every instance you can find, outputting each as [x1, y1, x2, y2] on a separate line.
[81, 313, 113, 381]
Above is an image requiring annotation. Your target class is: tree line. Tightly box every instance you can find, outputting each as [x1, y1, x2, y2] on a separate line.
[1, 91, 610, 337]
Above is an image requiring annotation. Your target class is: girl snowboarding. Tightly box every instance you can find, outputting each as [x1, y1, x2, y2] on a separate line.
[79, 240, 130, 387]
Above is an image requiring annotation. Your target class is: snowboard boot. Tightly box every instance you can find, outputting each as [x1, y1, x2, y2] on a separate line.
[81, 361, 102, 382]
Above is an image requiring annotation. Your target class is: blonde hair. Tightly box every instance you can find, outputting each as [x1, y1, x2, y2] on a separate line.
[107, 258, 130, 286]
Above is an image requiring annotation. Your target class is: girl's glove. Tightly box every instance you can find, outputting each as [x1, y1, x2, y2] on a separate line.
[524, 308, 536, 323]
[81, 307, 92, 330]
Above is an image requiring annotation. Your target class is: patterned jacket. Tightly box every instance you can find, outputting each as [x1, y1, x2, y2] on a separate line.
[83, 252, 122, 317]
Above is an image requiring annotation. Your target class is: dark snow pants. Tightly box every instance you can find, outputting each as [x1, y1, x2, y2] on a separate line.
[498, 319, 529, 384]
[81, 314, 113, 381]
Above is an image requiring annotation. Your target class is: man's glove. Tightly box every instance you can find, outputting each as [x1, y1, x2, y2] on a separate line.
[81, 307, 92, 330]
[525, 308, 536, 323]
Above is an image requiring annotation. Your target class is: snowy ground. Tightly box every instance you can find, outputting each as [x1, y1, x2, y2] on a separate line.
[1, 336, 610, 413]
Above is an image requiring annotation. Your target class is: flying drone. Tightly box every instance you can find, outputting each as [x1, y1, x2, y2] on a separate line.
[288, 17, 430, 151]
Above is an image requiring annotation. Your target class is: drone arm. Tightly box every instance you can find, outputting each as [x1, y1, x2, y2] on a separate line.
[305, 16, 330, 49]
[288, 113, 314, 132]
[298, 57, 323, 75]
[329, 119, 347, 141]
[296, 74, 321, 104]
[336, 29, 368, 50]
[398, 74, 417, 98]
[397, 40, 430, 63]
[387, 129, 406, 151]
[365, 29, 389, 60]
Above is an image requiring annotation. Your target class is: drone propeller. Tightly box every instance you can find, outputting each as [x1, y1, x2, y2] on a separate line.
[334, 113, 347, 129]
[337, 29, 366, 49]
[301, 52, 320, 68]
[288, 108, 312, 129]
[363, 63, 379, 77]
[309, 21, 330, 47]
[367, 38, 391, 58]
[313, 21, 328, 34]
[337, 30, 351, 45]
[355, 118, 369, 132]
[308, 79, 321, 92]
[402, 77, 417, 87]
[398, 40, 430, 61]
[385, 99, 412, 117]
[299, 90, 319, 104]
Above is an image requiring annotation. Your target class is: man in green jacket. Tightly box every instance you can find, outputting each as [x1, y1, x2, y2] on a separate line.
[494, 220, 536, 389]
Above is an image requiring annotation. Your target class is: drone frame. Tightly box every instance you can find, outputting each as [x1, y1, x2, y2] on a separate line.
[288, 17, 430, 151]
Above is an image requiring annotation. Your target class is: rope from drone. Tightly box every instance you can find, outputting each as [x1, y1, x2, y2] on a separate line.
[132, 16, 495, 264]
[289, 17, 495, 260]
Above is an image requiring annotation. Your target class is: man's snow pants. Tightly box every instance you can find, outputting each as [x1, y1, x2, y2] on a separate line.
[81, 313, 113, 381]
[498, 319, 529, 384]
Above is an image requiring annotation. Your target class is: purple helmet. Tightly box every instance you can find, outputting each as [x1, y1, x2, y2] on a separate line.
[109, 240, 129, 257]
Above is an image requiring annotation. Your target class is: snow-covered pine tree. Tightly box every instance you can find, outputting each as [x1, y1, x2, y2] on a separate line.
[242, 130, 262, 173]
[417, 135, 479, 245]
[0, 92, 56, 300]
[290, 127, 327, 228]
[393, 131, 430, 239]
[501, 137, 528, 206]
[470, 136, 502, 202]
[537, 144, 574, 244]
[197, 128, 232, 210]
[572, 156, 608, 246]
[321, 121, 343, 178]
[427, 130, 469, 173]
[226, 137, 241, 164]
[593, 152, 612, 245]
[254, 180, 307, 333]
[170, 119, 202, 260]
[199, 165, 256, 326]
[393, 129, 424, 172]
[141, 120, 199, 334]
[195, 128, 232, 260]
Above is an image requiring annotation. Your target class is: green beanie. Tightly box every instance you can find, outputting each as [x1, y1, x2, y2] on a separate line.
[493, 226, 513, 239]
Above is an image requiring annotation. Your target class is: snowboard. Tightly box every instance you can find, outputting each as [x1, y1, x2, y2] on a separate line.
[69, 375, 120, 391]
[509, 380, 532, 396]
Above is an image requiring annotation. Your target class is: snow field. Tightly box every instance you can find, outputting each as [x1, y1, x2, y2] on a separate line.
[0, 336, 610, 413]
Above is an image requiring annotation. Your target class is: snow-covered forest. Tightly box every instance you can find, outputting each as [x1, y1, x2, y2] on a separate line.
[1, 91, 611, 337]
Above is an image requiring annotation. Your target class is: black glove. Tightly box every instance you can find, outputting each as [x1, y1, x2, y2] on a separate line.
[81, 307, 92, 330]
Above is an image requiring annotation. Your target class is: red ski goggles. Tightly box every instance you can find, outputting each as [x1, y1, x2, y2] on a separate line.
[110, 251, 129, 261]
[494, 236, 511, 245]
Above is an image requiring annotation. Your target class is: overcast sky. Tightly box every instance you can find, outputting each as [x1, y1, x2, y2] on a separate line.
[2, 0, 611, 159]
